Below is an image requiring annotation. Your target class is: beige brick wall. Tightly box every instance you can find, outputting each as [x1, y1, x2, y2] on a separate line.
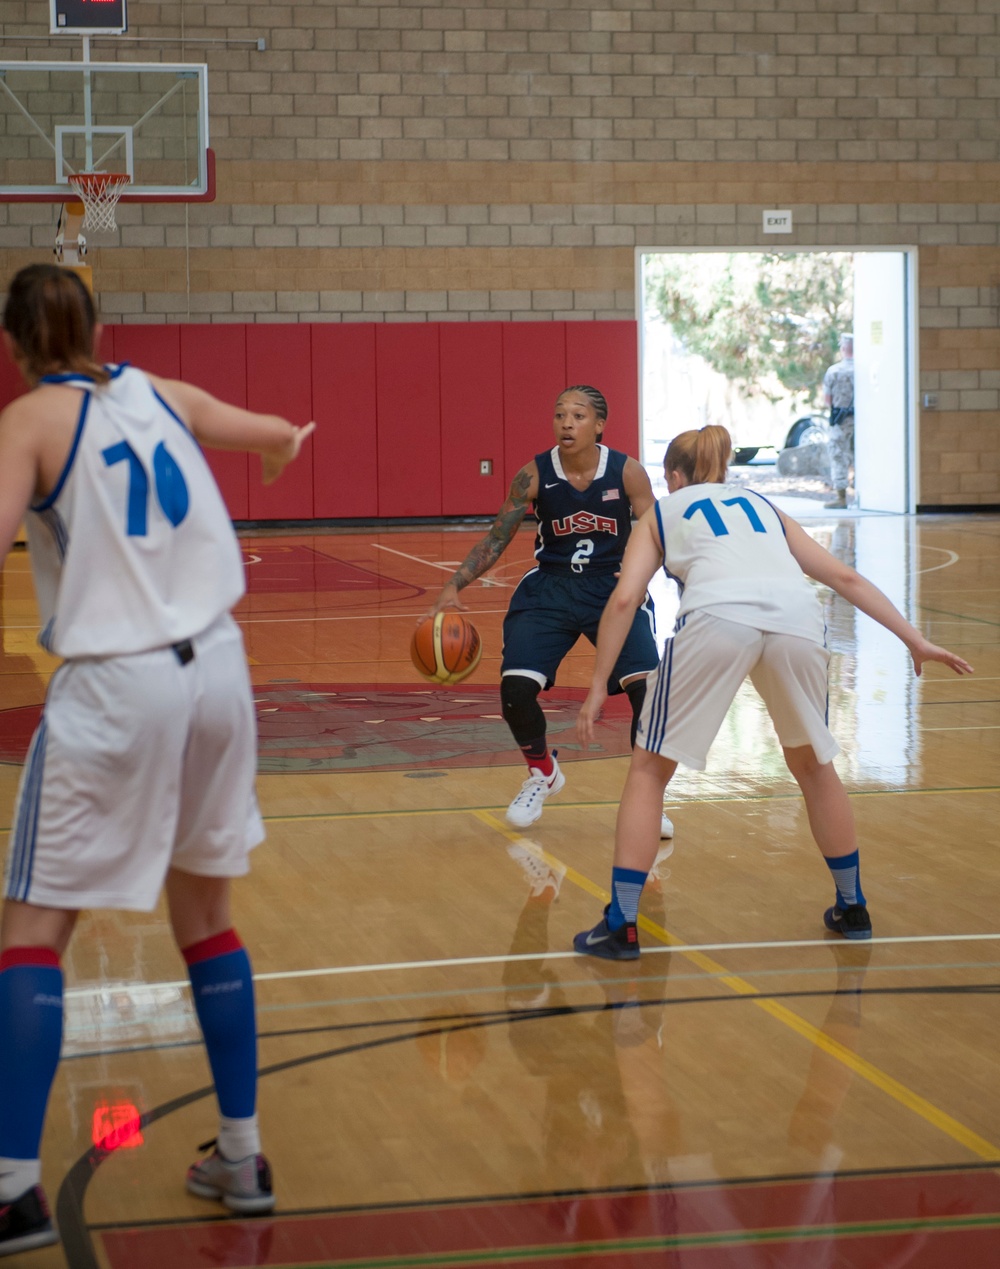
[1, 0, 999, 505]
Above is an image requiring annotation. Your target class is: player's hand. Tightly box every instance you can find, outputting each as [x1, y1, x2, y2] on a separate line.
[421, 581, 469, 622]
[908, 637, 974, 677]
[577, 684, 608, 747]
[262, 421, 316, 485]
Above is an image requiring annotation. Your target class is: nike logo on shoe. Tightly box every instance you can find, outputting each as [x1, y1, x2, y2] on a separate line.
[585, 930, 610, 946]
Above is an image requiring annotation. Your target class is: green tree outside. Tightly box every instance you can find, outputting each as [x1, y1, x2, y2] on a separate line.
[644, 252, 854, 414]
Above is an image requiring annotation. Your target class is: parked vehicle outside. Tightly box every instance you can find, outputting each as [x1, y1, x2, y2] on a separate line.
[731, 411, 828, 465]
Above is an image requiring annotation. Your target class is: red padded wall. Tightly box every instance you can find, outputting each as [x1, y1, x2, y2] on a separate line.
[179, 325, 250, 520]
[440, 323, 505, 515]
[311, 325, 378, 519]
[565, 321, 640, 460]
[501, 323, 567, 485]
[110, 325, 181, 377]
[14, 318, 641, 523]
[0, 342, 25, 411]
[246, 325, 314, 520]
[375, 325, 441, 517]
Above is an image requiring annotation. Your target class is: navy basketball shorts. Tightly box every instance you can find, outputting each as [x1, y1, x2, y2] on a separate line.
[500, 568, 658, 694]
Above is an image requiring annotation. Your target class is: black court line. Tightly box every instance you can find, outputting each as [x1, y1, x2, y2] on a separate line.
[58, 976, 1000, 1064]
[55, 979, 1000, 1268]
[58, 974, 1000, 1065]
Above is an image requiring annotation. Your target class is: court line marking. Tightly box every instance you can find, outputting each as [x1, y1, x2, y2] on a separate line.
[370, 542, 513, 588]
[61, 935, 1000, 1001]
[0, 608, 512, 632]
[923, 725, 1000, 736]
[250, 783, 1000, 826]
[201, 1213, 1000, 1268]
[471, 808, 1000, 1163]
[917, 547, 960, 574]
[6, 784, 988, 836]
[0, 613, 993, 631]
[921, 676, 1000, 683]
[4, 785, 997, 838]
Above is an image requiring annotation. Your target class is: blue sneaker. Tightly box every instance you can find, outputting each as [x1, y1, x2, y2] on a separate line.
[824, 904, 872, 941]
[573, 907, 640, 961]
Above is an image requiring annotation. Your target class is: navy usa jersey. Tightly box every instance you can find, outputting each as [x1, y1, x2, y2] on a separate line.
[532, 446, 634, 575]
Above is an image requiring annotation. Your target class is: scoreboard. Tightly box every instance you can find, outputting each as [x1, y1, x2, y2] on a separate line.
[50, 0, 128, 35]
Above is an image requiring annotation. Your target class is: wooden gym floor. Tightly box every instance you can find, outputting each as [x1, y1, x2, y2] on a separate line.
[0, 512, 998, 1268]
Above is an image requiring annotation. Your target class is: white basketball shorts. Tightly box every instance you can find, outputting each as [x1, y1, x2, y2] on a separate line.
[4, 613, 264, 912]
[636, 610, 840, 770]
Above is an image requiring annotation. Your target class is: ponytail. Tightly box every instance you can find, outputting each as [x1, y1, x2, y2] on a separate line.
[664, 425, 732, 486]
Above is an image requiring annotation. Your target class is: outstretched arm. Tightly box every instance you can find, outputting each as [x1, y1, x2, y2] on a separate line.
[150, 376, 316, 485]
[425, 462, 538, 617]
[577, 510, 664, 745]
[780, 512, 974, 677]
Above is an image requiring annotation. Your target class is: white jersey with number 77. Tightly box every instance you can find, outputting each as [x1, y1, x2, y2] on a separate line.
[654, 483, 825, 645]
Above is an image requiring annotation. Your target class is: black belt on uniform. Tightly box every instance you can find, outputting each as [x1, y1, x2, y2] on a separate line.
[172, 639, 195, 666]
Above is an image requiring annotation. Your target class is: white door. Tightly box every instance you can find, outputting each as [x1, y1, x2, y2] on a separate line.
[853, 252, 911, 513]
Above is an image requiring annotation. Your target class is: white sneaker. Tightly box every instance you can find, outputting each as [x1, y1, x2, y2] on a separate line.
[186, 1143, 275, 1214]
[660, 812, 675, 839]
[505, 753, 565, 828]
[507, 840, 567, 899]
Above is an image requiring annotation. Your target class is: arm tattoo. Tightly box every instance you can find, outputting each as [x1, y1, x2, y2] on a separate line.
[449, 468, 533, 590]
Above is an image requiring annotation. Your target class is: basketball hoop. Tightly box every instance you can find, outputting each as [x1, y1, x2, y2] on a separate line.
[67, 171, 131, 233]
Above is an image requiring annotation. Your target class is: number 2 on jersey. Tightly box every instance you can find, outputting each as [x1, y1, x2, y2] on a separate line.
[103, 440, 190, 536]
[571, 538, 594, 572]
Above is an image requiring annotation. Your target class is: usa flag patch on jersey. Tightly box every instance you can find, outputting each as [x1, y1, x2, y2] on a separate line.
[602, 488, 620, 501]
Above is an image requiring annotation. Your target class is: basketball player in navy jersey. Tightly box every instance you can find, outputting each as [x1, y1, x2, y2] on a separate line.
[427, 386, 673, 836]
[0, 264, 314, 1255]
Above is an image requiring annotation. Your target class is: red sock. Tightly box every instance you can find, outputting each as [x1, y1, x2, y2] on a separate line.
[522, 749, 553, 777]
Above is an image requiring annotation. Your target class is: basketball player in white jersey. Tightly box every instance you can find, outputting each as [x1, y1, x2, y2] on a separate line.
[0, 264, 314, 1255]
[573, 424, 973, 961]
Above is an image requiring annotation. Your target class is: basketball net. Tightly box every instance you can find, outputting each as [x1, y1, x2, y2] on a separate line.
[67, 172, 131, 233]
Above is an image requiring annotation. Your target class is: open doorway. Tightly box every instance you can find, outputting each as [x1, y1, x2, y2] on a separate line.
[637, 248, 917, 515]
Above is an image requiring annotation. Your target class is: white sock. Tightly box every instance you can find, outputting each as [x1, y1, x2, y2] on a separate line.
[0, 1156, 40, 1202]
[217, 1114, 260, 1162]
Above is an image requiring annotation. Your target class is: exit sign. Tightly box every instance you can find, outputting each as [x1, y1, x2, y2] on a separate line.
[763, 210, 793, 234]
[50, 0, 128, 35]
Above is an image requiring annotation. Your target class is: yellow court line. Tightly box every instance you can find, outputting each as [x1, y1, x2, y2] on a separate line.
[470, 809, 1000, 1164]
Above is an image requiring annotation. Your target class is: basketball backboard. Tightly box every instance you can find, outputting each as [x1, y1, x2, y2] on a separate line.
[0, 59, 212, 202]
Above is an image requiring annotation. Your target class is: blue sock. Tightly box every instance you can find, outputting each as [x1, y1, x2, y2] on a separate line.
[183, 931, 257, 1120]
[0, 949, 63, 1162]
[825, 850, 866, 909]
[607, 867, 648, 931]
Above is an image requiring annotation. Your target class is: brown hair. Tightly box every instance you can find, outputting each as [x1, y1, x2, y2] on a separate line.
[3, 264, 108, 385]
[664, 424, 732, 485]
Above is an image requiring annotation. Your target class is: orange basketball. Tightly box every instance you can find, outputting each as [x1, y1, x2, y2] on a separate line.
[411, 612, 483, 685]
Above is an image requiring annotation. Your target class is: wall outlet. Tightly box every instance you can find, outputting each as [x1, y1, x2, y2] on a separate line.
[479, 459, 492, 475]
[922, 393, 938, 409]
